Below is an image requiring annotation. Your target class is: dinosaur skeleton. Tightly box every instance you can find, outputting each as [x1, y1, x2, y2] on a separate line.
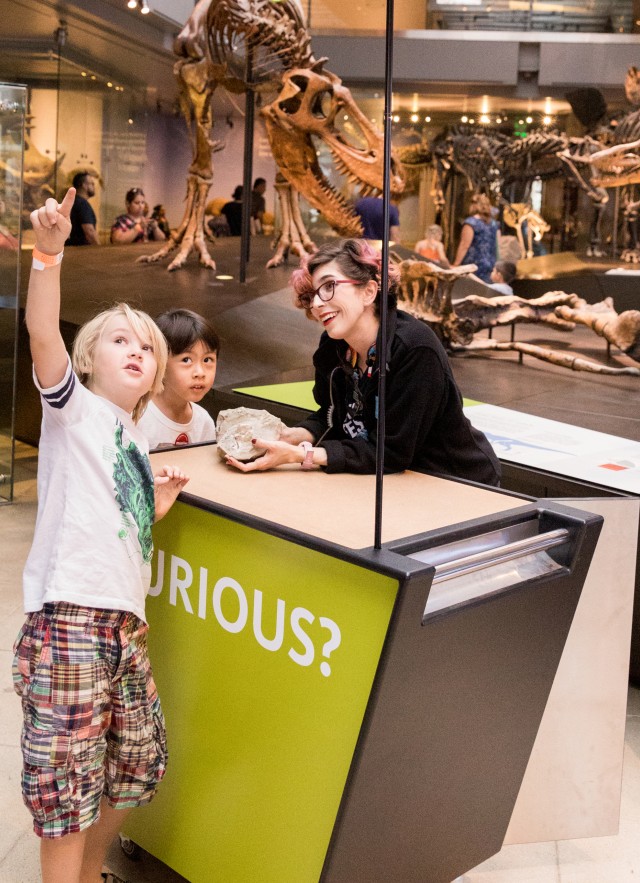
[141, 0, 400, 271]
[395, 259, 640, 377]
[412, 67, 640, 259]
[422, 128, 614, 255]
[502, 203, 550, 259]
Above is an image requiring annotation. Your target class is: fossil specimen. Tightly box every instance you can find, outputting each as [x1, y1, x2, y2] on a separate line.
[216, 407, 285, 460]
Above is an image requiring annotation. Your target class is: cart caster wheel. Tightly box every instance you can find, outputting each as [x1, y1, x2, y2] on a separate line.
[119, 834, 142, 861]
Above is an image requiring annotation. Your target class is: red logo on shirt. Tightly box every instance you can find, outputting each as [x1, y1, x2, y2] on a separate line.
[174, 433, 190, 445]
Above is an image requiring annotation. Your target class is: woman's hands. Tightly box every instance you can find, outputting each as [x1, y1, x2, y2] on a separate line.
[279, 426, 314, 445]
[31, 188, 75, 254]
[225, 431, 327, 473]
[224, 438, 303, 473]
[154, 465, 190, 520]
[224, 426, 318, 473]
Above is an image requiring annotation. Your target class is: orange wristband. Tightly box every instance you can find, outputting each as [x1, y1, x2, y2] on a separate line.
[32, 247, 64, 270]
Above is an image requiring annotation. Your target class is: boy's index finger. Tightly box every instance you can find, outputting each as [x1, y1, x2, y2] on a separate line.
[58, 187, 76, 219]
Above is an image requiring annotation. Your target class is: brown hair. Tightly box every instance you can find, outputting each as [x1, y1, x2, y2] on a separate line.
[469, 193, 493, 221]
[290, 239, 399, 318]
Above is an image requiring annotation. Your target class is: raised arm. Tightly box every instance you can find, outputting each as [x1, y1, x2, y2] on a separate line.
[453, 223, 474, 266]
[27, 188, 75, 389]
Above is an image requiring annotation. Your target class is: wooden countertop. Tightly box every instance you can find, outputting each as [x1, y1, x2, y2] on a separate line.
[151, 445, 526, 550]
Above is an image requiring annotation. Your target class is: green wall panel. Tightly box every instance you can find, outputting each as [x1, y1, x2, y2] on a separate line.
[125, 501, 398, 882]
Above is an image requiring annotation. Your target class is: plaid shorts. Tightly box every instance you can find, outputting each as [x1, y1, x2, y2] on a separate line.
[12, 602, 168, 839]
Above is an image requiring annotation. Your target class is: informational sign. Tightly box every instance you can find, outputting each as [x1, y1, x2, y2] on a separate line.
[465, 403, 640, 494]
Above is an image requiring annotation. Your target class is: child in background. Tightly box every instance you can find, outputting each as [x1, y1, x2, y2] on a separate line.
[151, 203, 171, 239]
[489, 260, 517, 295]
[414, 224, 450, 267]
[13, 188, 189, 883]
[138, 308, 219, 448]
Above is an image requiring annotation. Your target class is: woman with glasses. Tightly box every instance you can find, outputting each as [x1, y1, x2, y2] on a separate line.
[110, 187, 166, 244]
[225, 238, 500, 486]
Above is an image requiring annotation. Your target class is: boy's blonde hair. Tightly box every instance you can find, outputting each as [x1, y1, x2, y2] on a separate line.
[72, 303, 168, 423]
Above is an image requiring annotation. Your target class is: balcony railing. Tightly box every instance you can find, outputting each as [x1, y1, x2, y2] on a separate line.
[306, 0, 634, 34]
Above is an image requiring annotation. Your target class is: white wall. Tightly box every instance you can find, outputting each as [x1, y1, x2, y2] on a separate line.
[29, 88, 102, 197]
[147, 99, 278, 229]
[149, 0, 195, 27]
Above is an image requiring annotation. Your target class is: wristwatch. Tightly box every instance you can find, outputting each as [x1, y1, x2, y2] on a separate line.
[299, 441, 315, 470]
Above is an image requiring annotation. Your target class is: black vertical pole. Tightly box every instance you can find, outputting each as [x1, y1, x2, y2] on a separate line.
[374, 0, 395, 550]
[240, 44, 255, 283]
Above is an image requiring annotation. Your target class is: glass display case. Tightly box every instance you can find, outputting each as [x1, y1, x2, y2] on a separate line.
[0, 83, 25, 503]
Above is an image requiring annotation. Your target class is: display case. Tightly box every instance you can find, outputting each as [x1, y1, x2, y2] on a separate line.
[0, 83, 25, 503]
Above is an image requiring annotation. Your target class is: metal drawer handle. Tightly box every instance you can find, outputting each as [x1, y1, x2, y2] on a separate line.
[431, 528, 569, 585]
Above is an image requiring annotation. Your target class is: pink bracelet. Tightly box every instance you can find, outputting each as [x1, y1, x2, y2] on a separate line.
[32, 247, 64, 271]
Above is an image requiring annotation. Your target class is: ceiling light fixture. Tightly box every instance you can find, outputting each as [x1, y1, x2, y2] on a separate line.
[140, 1, 150, 13]
[127, 0, 137, 8]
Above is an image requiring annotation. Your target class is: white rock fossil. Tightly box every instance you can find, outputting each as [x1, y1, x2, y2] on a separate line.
[216, 407, 285, 461]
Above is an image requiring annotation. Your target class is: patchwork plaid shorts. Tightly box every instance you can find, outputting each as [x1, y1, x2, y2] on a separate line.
[12, 602, 168, 839]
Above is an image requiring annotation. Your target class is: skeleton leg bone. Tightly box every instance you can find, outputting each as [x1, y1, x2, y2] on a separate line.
[453, 339, 640, 375]
[555, 304, 640, 361]
[139, 54, 217, 271]
[266, 177, 316, 269]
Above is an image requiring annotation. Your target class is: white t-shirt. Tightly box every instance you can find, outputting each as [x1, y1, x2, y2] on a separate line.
[488, 282, 513, 295]
[23, 359, 155, 623]
[137, 399, 216, 449]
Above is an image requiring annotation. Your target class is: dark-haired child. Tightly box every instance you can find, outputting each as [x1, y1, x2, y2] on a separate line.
[138, 308, 220, 448]
[489, 260, 517, 295]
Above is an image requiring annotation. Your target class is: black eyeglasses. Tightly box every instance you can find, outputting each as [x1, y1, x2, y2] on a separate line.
[297, 279, 361, 309]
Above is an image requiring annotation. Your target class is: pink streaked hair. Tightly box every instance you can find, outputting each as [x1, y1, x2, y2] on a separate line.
[290, 239, 399, 310]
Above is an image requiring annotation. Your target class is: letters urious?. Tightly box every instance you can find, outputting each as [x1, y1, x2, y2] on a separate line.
[150, 550, 342, 677]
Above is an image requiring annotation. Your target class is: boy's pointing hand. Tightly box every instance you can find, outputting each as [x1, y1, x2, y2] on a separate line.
[31, 187, 76, 254]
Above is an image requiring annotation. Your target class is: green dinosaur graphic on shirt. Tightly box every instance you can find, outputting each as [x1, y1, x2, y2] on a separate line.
[113, 422, 155, 563]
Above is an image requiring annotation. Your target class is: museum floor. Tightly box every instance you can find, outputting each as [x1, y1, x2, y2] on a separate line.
[2, 236, 639, 881]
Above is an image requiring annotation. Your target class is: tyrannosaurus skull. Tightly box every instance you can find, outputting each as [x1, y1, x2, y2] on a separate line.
[262, 66, 404, 237]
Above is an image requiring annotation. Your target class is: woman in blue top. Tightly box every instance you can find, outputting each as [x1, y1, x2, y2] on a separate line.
[453, 193, 500, 284]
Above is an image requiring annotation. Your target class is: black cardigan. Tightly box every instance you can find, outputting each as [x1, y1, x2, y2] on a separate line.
[297, 308, 501, 486]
